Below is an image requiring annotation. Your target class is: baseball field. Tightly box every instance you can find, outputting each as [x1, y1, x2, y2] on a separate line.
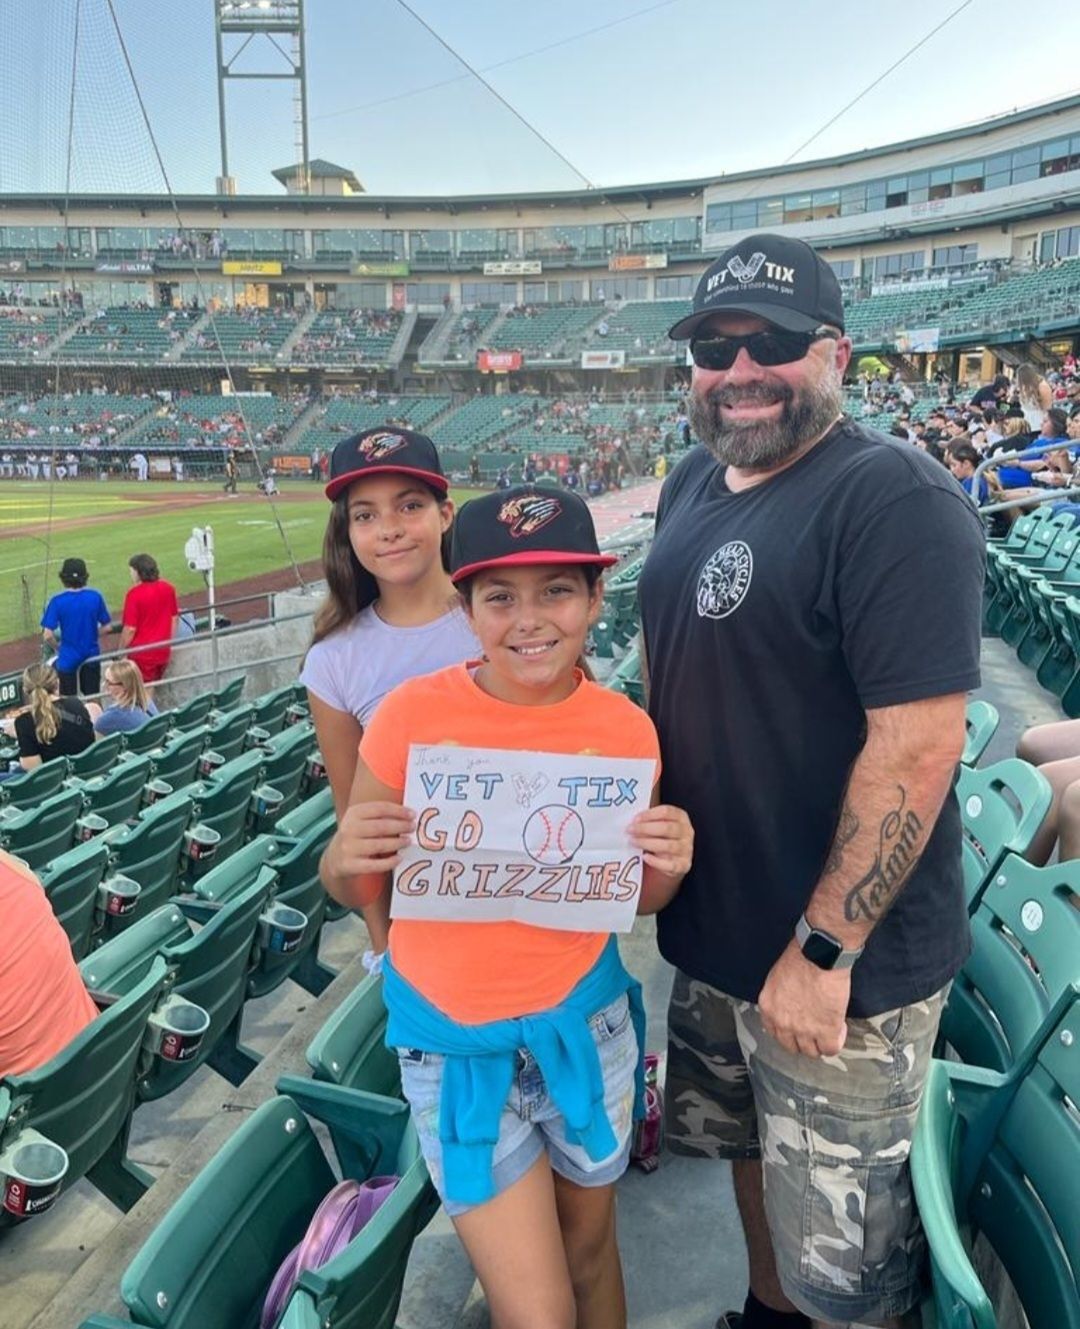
[0, 478, 482, 653]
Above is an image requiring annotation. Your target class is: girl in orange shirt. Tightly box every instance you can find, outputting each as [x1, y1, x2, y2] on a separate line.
[322, 487, 693, 1329]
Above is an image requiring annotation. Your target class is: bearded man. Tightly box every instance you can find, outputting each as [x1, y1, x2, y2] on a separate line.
[638, 235, 985, 1329]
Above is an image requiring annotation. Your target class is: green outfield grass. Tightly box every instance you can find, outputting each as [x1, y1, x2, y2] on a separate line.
[0, 480, 482, 648]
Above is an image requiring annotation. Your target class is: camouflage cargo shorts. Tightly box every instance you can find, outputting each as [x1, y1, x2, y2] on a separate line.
[666, 969, 946, 1325]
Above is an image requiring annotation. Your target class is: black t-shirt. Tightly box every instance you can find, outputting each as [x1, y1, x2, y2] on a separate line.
[969, 384, 1000, 409]
[15, 697, 95, 762]
[639, 420, 986, 1017]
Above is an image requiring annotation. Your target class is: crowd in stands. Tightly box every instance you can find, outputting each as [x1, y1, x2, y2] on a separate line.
[153, 229, 227, 261]
[292, 308, 403, 364]
[868, 358, 1080, 533]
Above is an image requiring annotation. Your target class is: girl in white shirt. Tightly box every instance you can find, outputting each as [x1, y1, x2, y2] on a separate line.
[300, 426, 479, 964]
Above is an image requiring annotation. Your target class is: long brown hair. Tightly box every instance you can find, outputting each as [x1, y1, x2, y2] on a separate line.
[22, 662, 61, 744]
[310, 484, 452, 647]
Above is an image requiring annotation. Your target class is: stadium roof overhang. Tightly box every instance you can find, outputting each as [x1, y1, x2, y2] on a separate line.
[0, 178, 712, 216]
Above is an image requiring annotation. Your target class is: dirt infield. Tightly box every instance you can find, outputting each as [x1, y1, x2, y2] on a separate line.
[7, 483, 317, 541]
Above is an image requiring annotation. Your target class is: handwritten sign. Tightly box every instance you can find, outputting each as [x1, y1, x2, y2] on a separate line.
[391, 745, 656, 933]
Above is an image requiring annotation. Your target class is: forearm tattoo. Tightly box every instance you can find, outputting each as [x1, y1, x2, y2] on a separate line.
[823, 804, 859, 875]
[843, 785, 923, 924]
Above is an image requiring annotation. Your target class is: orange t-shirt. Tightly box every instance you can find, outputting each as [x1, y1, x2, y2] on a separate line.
[360, 662, 660, 1023]
[0, 857, 99, 1078]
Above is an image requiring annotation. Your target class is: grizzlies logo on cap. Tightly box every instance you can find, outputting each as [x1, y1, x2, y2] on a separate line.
[359, 430, 409, 461]
[498, 494, 561, 538]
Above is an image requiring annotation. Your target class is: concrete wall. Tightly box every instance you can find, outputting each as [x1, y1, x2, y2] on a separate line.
[153, 583, 326, 709]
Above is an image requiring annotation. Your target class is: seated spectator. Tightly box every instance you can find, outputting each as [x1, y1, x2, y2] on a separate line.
[94, 659, 160, 737]
[0, 850, 100, 1077]
[12, 663, 96, 770]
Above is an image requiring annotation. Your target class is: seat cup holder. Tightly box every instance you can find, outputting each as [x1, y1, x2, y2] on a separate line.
[143, 777, 173, 806]
[145, 995, 211, 1063]
[0, 1131, 69, 1218]
[250, 783, 285, 821]
[96, 873, 142, 919]
[183, 822, 221, 866]
[76, 812, 109, 842]
[258, 903, 307, 957]
[198, 749, 226, 779]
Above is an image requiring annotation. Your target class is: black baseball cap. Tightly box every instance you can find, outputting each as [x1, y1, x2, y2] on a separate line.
[325, 426, 448, 501]
[450, 486, 618, 584]
[59, 557, 88, 586]
[669, 233, 845, 340]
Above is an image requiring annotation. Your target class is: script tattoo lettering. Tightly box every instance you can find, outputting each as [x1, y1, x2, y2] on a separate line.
[843, 786, 923, 924]
[823, 804, 859, 876]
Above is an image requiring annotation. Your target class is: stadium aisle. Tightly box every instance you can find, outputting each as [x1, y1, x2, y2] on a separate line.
[589, 478, 663, 542]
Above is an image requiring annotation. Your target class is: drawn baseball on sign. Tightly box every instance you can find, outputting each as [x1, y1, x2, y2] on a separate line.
[522, 804, 585, 865]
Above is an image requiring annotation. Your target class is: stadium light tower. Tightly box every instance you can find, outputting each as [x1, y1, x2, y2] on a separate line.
[213, 0, 310, 195]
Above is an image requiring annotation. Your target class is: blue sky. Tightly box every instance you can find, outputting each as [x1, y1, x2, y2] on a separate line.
[1, 0, 1078, 198]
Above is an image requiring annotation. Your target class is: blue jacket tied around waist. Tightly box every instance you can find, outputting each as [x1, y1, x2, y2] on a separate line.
[383, 937, 646, 1207]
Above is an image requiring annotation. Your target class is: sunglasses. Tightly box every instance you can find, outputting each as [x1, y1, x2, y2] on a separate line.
[690, 327, 839, 371]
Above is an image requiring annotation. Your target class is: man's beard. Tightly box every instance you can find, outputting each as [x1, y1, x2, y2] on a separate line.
[688, 364, 843, 469]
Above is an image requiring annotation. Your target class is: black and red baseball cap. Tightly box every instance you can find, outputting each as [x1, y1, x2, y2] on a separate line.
[450, 485, 618, 584]
[324, 426, 448, 501]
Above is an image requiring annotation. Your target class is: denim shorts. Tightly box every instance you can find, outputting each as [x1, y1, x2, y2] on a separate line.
[397, 994, 639, 1217]
[666, 970, 946, 1325]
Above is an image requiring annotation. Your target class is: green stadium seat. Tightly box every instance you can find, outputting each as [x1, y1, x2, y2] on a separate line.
[0, 786, 84, 871]
[912, 985, 1080, 1329]
[991, 525, 1080, 645]
[180, 750, 265, 879]
[180, 830, 332, 1001]
[146, 725, 207, 790]
[249, 684, 296, 736]
[961, 700, 1000, 767]
[76, 754, 153, 828]
[256, 724, 317, 824]
[985, 514, 1077, 635]
[607, 643, 644, 707]
[275, 787, 334, 838]
[103, 791, 195, 925]
[1023, 577, 1080, 696]
[590, 616, 615, 659]
[213, 677, 246, 711]
[38, 837, 113, 960]
[957, 759, 1052, 908]
[69, 733, 125, 781]
[80, 867, 276, 1099]
[78, 1083, 434, 1329]
[305, 973, 399, 1100]
[121, 712, 175, 756]
[0, 759, 70, 810]
[0, 956, 168, 1220]
[1056, 595, 1080, 719]
[169, 693, 215, 732]
[184, 835, 279, 908]
[203, 704, 256, 765]
[253, 811, 338, 998]
[939, 853, 1080, 1071]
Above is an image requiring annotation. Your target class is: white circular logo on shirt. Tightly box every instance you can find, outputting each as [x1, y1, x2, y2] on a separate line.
[697, 541, 753, 619]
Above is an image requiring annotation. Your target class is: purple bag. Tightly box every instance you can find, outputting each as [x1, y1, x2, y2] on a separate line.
[629, 1052, 664, 1173]
[260, 1175, 399, 1329]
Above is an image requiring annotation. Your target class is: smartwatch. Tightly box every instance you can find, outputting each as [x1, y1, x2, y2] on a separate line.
[795, 914, 864, 971]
